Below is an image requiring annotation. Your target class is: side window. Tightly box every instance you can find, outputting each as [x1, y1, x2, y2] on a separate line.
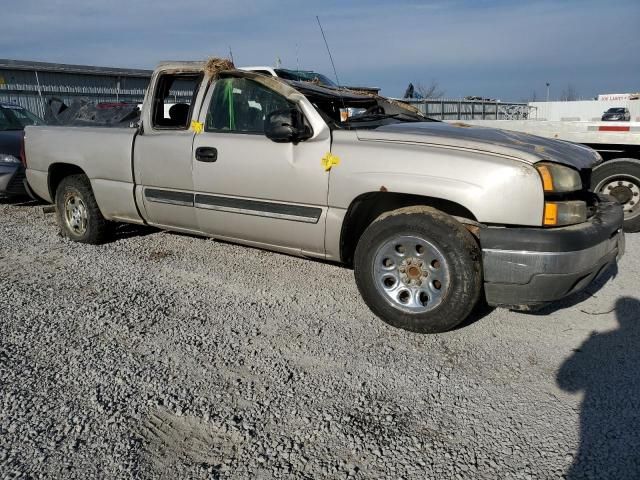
[205, 77, 292, 134]
[152, 73, 202, 129]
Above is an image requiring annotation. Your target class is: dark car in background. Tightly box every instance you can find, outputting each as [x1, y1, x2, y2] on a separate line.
[0, 102, 44, 197]
[601, 107, 631, 121]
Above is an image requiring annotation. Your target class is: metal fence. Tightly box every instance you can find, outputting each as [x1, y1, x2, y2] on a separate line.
[398, 98, 531, 120]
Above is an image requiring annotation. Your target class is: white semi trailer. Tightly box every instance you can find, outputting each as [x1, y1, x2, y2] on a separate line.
[450, 120, 640, 232]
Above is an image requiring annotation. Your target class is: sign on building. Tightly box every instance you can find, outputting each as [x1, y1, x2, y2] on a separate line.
[597, 93, 640, 101]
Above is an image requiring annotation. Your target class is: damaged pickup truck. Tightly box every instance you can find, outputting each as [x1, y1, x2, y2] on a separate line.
[24, 60, 625, 333]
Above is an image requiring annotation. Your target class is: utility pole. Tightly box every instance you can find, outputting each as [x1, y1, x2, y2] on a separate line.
[546, 82, 550, 102]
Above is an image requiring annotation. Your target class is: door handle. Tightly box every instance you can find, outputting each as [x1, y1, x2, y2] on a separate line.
[195, 147, 218, 162]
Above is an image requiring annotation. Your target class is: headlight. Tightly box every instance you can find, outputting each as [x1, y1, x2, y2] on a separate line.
[543, 201, 587, 226]
[0, 154, 21, 164]
[535, 162, 582, 192]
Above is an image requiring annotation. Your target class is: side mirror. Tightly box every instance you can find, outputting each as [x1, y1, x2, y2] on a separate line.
[265, 109, 312, 143]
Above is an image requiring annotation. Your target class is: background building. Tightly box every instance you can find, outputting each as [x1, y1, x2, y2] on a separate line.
[0, 59, 152, 117]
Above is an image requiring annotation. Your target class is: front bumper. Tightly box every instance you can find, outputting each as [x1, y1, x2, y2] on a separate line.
[0, 163, 27, 196]
[480, 197, 624, 309]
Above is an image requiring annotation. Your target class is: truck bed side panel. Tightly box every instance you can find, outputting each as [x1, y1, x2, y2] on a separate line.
[25, 126, 143, 223]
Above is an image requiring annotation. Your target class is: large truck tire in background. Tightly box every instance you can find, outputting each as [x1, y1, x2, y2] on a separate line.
[592, 158, 640, 232]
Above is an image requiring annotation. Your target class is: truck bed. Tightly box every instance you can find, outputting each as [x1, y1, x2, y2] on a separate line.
[24, 125, 143, 223]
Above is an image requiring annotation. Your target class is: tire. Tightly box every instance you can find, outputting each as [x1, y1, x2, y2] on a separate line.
[591, 158, 640, 233]
[55, 174, 110, 244]
[354, 206, 482, 333]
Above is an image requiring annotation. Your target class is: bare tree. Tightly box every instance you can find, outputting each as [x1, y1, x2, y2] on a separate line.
[415, 80, 445, 99]
[560, 84, 579, 101]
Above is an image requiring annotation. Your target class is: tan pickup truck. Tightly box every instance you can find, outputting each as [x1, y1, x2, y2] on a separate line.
[24, 61, 625, 333]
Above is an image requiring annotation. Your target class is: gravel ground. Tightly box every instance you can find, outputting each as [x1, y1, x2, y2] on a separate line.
[1, 197, 639, 479]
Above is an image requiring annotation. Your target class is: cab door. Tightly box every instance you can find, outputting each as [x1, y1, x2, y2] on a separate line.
[191, 76, 331, 256]
[134, 70, 205, 231]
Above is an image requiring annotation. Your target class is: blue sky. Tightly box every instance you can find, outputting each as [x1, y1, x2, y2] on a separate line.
[2, 0, 639, 100]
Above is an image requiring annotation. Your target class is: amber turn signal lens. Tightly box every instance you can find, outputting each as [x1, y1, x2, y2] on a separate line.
[543, 201, 587, 227]
[543, 202, 558, 225]
[537, 164, 554, 192]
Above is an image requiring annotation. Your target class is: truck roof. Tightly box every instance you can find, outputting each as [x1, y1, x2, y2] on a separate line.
[154, 61, 370, 99]
[156, 60, 207, 71]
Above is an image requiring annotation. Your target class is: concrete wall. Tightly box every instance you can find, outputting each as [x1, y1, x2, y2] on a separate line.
[530, 99, 640, 122]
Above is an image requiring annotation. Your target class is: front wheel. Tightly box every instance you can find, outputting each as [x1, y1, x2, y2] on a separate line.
[354, 206, 482, 333]
[55, 174, 110, 244]
[591, 158, 640, 233]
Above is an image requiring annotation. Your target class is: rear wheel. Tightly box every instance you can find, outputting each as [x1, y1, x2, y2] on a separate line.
[55, 174, 110, 244]
[354, 206, 482, 333]
[591, 158, 640, 233]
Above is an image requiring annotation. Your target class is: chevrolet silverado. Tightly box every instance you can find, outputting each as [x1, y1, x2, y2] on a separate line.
[24, 60, 625, 333]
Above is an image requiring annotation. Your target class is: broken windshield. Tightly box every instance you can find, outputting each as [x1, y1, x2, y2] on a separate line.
[287, 81, 432, 130]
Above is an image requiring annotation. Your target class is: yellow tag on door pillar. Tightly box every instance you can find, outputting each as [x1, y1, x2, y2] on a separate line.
[190, 121, 204, 134]
[321, 152, 341, 171]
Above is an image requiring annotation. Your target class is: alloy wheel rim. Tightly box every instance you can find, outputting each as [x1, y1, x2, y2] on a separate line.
[64, 194, 88, 235]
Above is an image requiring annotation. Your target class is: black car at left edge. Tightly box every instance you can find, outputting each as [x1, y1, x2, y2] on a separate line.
[0, 102, 45, 196]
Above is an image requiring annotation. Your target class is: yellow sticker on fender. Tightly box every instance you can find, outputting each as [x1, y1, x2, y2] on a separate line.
[190, 121, 204, 134]
[321, 152, 341, 171]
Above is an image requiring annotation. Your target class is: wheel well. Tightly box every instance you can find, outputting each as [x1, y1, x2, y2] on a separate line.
[48, 163, 86, 200]
[339, 192, 477, 266]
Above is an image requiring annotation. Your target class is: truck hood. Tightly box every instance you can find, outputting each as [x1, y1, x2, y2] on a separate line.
[356, 122, 601, 169]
